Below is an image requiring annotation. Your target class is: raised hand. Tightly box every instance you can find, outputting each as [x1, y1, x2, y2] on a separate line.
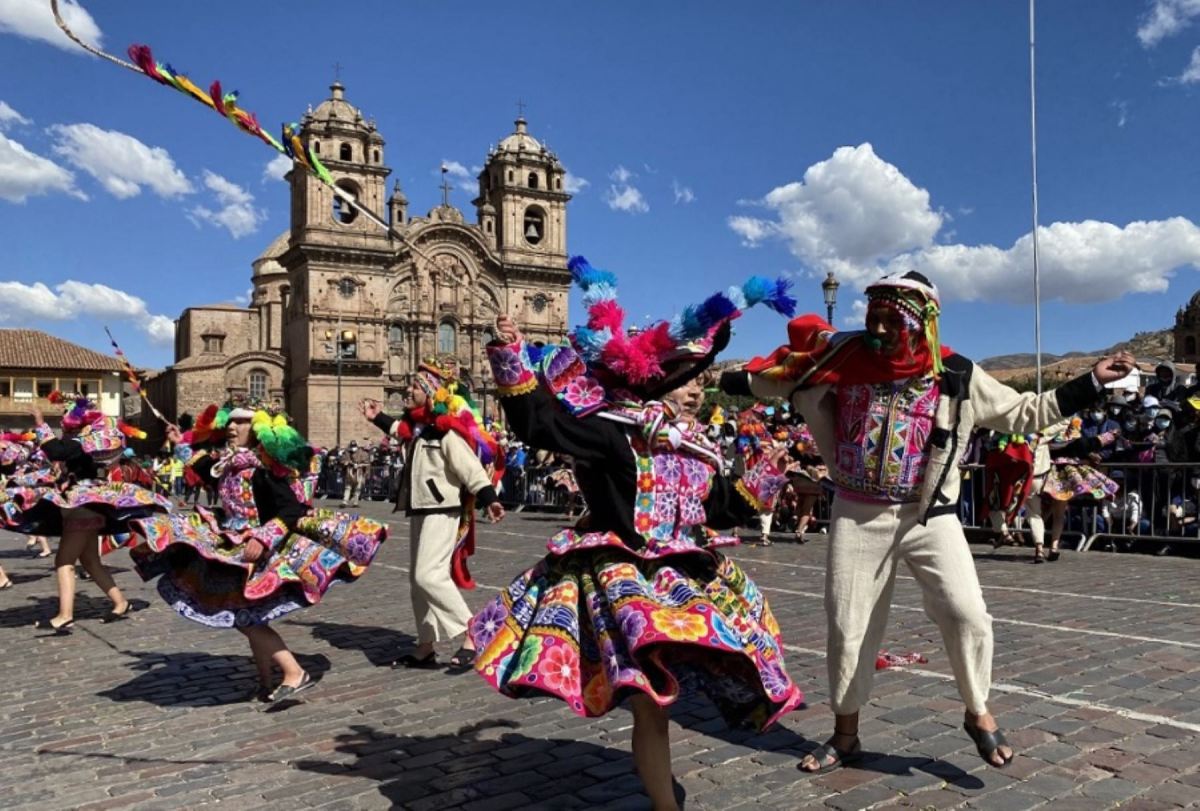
[1093, 351, 1137, 385]
[360, 399, 382, 421]
[495, 314, 522, 345]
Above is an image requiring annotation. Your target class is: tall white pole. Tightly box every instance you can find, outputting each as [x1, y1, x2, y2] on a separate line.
[1029, 0, 1043, 394]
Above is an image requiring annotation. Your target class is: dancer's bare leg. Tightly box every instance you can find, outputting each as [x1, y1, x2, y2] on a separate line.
[629, 694, 677, 811]
[78, 536, 127, 613]
[242, 625, 305, 687]
[51, 532, 87, 625]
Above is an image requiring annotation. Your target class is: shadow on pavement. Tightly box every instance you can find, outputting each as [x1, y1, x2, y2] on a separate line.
[292, 720, 675, 809]
[0, 592, 114, 627]
[97, 649, 331, 708]
[292, 620, 417, 668]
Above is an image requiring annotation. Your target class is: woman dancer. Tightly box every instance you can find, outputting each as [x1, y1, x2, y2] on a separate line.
[129, 401, 387, 706]
[1035, 415, 1119, 562]
[0, 397, 171, 632]
[469, 260, 802, 810]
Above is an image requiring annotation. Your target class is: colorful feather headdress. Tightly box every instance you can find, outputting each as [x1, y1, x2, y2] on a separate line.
[407, 357, 500, 470]
[568, 256, 796, 395]
[48, 391, 146, 440]
[209, 395, 311, 472]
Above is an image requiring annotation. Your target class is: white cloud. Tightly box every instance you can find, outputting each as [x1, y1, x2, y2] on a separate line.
[0, 131, 84, 203]
[610, 165, 634, 184]
[1137, 0, 1200, 47]
[889, 218, 1200, 305]
[672, 179, 695, 205]
[188, 170, 264, 239]
[262, 154, 292, 183]
[1111, 99, 1130, 127]
[605, 165, 649, 214]
[0, 100, 30, 130]
[0, 0, 102, 52]
[730, 142, 1200, 306]
[0, 279, 174, 344]
[728, 143, 941, 283]
[49, 123, 192, 199]
[563, 169, 589, 194]
[1180, 46, 1200, 83]
[605, 184, 649, 214]
[440, 159, 477, 192]
[841, 299, 868, 328]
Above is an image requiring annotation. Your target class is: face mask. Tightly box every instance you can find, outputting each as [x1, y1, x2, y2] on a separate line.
[1089, 411, 1105, 423]
[1144, 408, 1161, 419]
[1154, 417, 1172, 431]
[1108, 407, 1124, 419]
[1123, 419, 1139, 432]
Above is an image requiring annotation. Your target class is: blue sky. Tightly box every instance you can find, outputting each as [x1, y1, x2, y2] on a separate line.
[2, 0, 1200, 369]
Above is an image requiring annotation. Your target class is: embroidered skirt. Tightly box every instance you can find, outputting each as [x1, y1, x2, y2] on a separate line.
[0, 477, 172, 538]
[469, 529, 803, 730]
[129, 507, 387, 628]
[1042, 462, 1119, 502]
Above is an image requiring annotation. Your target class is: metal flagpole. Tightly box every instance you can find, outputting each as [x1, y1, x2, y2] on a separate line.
[1029, 0, 1044, 394]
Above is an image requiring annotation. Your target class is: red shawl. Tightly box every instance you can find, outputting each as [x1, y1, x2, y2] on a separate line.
[745, 314, 953, 386]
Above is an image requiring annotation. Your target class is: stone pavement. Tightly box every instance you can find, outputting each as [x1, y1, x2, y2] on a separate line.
[1, 503, 1198, 810]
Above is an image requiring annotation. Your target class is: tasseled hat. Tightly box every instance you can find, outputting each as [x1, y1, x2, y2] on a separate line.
[568, 256, 797, 398]
[864, 270, 944, 375]
[414, 356, 460, 402]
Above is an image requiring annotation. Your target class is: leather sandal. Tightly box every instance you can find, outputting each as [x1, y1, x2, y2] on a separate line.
[799, 735, 862, 774]
[258, 672, 313, 710]
[35, 618, 74, 635]
[963, 719, 1014, 768]
[447, 647, 477, 671]
[393, 651, 439, 669]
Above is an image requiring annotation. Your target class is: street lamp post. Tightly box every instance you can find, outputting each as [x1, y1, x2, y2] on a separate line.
[325, 326, 357, 449]
[821, 271, 840, 324]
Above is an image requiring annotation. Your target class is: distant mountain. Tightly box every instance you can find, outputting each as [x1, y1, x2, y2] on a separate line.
[979, 328, 1175, 372]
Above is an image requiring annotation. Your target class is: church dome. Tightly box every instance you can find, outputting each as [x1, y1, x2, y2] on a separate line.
[252, 230, 290, 278]
[496, 117, 544, 155]
[1188, 289, 1200, 312]
[309, 82, 362, 124]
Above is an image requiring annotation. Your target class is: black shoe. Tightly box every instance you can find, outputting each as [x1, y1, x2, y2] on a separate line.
[392, 651, 439, 669]
[1047, 547, 1061, 562]
[35, 618, 74, 635]
[258, 671, 314, 711]
[101, 603, 133, 623]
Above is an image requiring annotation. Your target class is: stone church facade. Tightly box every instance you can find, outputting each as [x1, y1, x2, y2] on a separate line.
[147, 82, 572, 448]
[1175, 291, 1200, 366]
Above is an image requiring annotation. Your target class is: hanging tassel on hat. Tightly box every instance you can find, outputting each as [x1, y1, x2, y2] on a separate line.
[924, 300, 945, 377]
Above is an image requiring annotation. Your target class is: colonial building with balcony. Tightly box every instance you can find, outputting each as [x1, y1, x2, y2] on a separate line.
[0, 329, 124, 429]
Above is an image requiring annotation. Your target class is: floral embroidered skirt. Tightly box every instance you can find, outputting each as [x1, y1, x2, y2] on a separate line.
[1042, 462, 1119, 502]
[0, 477, 172, 539]
[129, 507, 387, 628]
[469, 530, 804, 730]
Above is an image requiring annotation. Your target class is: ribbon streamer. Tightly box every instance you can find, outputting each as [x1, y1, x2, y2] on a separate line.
[104, 326, 168, 425]
[50, 0, 433, 263]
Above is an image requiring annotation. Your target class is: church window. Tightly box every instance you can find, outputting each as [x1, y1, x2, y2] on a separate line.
[507, 170, 513, 182]
[388, 322, 405, 348]
[312, 141, 320, 154]
[248, 370, 268, 400]
[485, 220, 493, 234]
[556, 176, 562, 190]
[438, 321, 457, 355]
[531, 293, 549, 314]
[338, 277, 357, 299]
[372, 149, 380, 163]
[528, 172, 539, 189]
[203, 337, 224, 354]
[332, 181, 360, 225]
[523, 206, 545, 246]
[1188, 336, 1197, 356]
[340, 142, 353, 161]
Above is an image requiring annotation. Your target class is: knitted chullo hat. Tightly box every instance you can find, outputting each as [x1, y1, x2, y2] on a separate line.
[864, 270, 944, 375]
[568, 256, 796, 398]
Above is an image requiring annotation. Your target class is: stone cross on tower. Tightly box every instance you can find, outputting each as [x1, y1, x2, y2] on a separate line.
[439, 164, 452, 207]
[516, 98, 527, 118]
[333, 61, 343, 82]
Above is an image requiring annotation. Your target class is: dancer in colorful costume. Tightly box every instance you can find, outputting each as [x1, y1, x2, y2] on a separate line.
[1034, 415, 1120, 562]
[129, 400, 387, 706]
[470, 258, 802, 811]
[362, 358, 505, 671]
[0, 395, 171, 632]
[723, 271, 1135, 772]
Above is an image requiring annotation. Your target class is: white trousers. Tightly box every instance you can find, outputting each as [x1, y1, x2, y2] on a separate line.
[826, 498, 993, 716]
[409, 512, 472, 644]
